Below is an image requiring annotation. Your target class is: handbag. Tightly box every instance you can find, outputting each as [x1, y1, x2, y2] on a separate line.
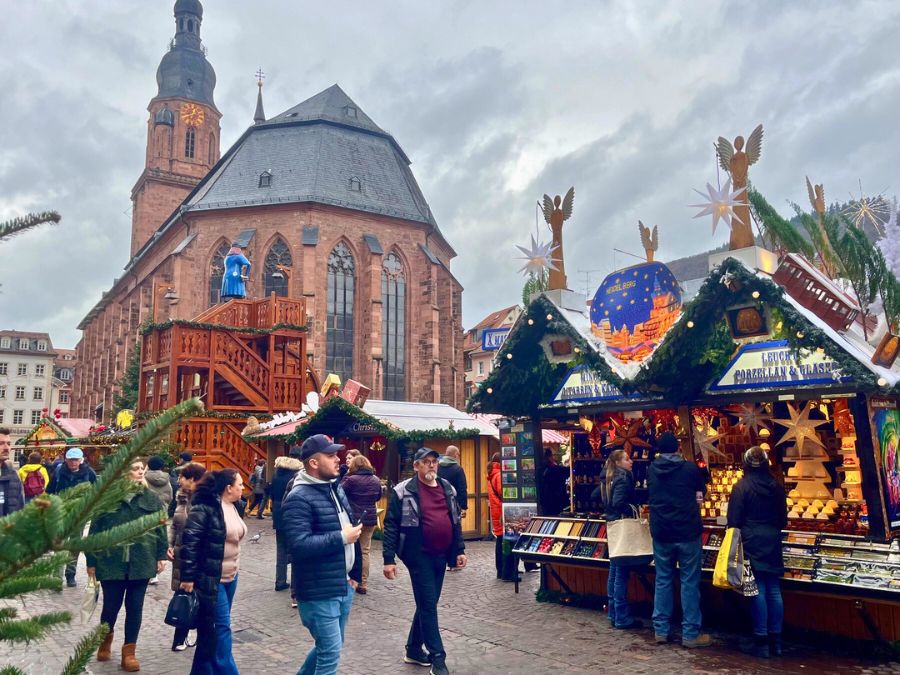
[606, 506, 653, 566]
[713, 527, 744, 590]
[164, 589, 199, 630]
[80, 577, 100, 624]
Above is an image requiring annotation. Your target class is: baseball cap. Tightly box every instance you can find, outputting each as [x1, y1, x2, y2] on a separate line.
[65, 447, 84, 460]
[299, 434, 345, 461]
[413, 447, 440, 462]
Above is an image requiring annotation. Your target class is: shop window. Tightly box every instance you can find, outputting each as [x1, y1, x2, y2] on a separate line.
[326, 243, 355, 383]
[381, 252, 406, 400]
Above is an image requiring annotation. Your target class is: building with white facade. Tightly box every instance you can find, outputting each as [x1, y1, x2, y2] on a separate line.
[0, 331, 58, 443]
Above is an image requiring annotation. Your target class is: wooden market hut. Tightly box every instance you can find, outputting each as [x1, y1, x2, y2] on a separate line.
[468, 255, 900, 645]
[249, 396, 500, 538]
[18, 417, 129, 469]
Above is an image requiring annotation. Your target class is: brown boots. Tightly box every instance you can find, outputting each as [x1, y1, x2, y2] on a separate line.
[121, 643, 140, 671]
[97, 630, 114, 661]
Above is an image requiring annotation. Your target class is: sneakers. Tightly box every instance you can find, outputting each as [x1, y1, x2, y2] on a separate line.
[171, 643, 187, 652]
[403, 649, 432, 667]
[682, 633, 713, 648]
[291, 598, 298, 609]
[429, 656, 449, 675]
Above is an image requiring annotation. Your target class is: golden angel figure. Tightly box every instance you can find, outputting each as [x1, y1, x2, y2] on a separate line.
[716, 124, 763, 250]
[542, 187, 574, 290]
[638, 220, 658, 262]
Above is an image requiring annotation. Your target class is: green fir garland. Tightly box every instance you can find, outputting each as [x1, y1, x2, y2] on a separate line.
[140, 318, 309, 336]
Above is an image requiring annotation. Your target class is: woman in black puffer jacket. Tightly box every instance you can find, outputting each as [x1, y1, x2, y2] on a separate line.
[341, 455, 383, 594]
[179, 469, 246, 675]
[603, 449, 641, 630]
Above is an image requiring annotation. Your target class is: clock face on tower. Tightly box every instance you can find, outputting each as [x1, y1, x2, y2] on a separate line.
[180, 103, 205, 126]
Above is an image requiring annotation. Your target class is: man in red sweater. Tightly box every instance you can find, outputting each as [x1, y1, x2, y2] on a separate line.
[383, 448, 466, 675]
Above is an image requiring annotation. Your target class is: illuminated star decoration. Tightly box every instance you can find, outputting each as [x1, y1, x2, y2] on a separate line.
[692, 416, 727, 464]
[727, 403, 771, 436]
[515, 234, 560, 277]
[843, 182, 890, 235]
[604, 418, 652, 455]
[690, 178, 747, 235]
[772, 401, 826, 455]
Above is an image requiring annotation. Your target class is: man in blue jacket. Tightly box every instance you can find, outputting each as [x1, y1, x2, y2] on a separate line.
[281, 434, 362, 675]
[383, 448, 466, 675]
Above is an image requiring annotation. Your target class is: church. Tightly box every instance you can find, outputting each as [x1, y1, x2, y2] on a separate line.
[73, 0, 463, 418]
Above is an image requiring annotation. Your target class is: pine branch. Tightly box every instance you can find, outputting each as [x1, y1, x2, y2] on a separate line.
[61, 624, 108, 675]
[0, 574, 61, 599]
[0, 211, 60, 243]
[748, 189, 814, 259]
[0, 665, 26, 675]
[67, 509, 167, 552]
[0, 611, 71, 642]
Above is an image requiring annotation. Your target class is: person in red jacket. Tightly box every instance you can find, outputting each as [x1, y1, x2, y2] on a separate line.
[487, 454, 503, 579]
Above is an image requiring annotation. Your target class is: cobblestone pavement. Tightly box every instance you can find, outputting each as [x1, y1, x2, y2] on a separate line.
[3, 518, 900, 674]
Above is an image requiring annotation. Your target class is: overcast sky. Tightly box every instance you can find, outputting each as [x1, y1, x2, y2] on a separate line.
[1, 0, 897, 348]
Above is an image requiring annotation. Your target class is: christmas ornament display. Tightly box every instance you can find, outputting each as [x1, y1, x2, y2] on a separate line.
[773, 401, 827, 454]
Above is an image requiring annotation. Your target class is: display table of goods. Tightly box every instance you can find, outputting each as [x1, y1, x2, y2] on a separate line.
[515, 517, 900, 595]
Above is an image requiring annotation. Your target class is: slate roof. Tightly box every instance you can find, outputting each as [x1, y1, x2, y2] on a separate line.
[183, 85, 438, 229]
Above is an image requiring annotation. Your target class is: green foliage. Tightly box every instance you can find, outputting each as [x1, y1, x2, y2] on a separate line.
[113, 341, 142, 415]
[0, 399, 202, 668]
[141, 318, 309, 336]
[522, 272, 548, 307]
[749, 189, 814, 258]
[0, 211, 60, 243]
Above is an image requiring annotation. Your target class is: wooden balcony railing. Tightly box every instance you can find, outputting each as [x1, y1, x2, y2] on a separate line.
[175, 418, 266, 484]
[193, 295, 306, 330]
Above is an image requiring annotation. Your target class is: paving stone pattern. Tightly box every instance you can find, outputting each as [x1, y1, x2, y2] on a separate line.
[2, 520, 899, 674]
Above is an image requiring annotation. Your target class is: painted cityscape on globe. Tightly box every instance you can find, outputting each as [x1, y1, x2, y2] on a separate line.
[590, 261, 683, 363]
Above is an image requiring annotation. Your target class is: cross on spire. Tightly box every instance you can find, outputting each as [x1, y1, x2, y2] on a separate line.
[255, 68, 266, 88]
[253, 68, 266, 124]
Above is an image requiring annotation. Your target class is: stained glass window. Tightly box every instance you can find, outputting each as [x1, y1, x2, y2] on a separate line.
[263, 238, 292, 297]
[208, 242, 231, 306]
[382, 252, 406, 400]
[326, 243, 355, 382]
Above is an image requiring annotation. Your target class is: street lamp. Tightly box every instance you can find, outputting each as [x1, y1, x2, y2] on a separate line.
[153, 282, 179, 323]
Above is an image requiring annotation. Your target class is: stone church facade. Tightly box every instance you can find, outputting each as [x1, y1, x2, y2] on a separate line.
[73, 0, 463, 418]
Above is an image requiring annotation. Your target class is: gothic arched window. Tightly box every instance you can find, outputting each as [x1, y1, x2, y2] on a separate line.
[382, 252, 406, 400]
[326, 243, 355, 383]
[263, 238, 293, 297]
[208, 242, 231, 306]
[185, 127, 196, 159]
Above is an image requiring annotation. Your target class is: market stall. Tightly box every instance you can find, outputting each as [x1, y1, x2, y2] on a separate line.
[248, 396, 500, 537]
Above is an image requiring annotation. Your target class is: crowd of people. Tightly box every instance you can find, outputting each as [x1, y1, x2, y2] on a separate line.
[0, 422, 791, 672]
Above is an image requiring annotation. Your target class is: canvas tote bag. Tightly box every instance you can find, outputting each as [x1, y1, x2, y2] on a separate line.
[606, 506, 653, 566]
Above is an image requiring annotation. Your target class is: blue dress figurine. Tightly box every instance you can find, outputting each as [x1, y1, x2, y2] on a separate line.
[221, 244, 251, 300]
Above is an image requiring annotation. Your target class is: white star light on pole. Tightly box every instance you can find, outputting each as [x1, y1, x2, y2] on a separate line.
[515, 234, 560, 277]
[690, 179, 747, 234]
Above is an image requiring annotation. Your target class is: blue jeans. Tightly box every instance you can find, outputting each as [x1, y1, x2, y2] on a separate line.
[191, 576, 239, 675]
[607, 561, 633, 627]
[652, 538, 703, 641]
[298, 582, 354, 675]
[750, 571, 783, 636]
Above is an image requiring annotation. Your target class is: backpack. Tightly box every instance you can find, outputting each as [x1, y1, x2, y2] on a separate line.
[24, 469, 46, 498]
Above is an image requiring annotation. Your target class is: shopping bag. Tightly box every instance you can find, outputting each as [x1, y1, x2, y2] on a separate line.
[739, 561, 759, 597]
[80, 577, 100, 624]
[164, 589, 199, 630]
[606, 507, 653, 567]
[712, 527, 744, 589]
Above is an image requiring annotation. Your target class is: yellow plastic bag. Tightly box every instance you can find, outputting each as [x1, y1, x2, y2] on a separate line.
[712, 527, 743, 589]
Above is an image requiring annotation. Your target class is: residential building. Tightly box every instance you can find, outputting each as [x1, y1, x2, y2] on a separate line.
[463, 305, 521, 401]
[51, 348, 76, 418]
[0, 331, 58, 443]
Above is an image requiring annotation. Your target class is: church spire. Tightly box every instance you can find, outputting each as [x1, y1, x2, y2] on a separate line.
[254, 68, 266, 124]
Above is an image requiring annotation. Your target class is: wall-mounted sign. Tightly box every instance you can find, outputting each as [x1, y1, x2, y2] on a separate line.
[482, 327, 511, 351]
[342, 421, 380, 435]
[590, 261, 682, 364]
[551, 365, 626, 404]
[708, 340, 852, 392]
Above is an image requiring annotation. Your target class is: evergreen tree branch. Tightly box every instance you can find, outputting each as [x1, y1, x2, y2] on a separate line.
[0, 665, 26, 675]
[66, 509, 167, 552]
[0, 611, 71, 642]
[61, 624, 108, 675]
[0, 211, 60, 242]
[0, 574, 61, 599]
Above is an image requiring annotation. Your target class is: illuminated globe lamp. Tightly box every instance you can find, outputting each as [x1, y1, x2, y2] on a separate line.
[590, 261, 683, 364]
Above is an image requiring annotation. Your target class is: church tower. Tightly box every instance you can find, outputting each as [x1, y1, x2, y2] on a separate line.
[130, 0, 221, 256]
